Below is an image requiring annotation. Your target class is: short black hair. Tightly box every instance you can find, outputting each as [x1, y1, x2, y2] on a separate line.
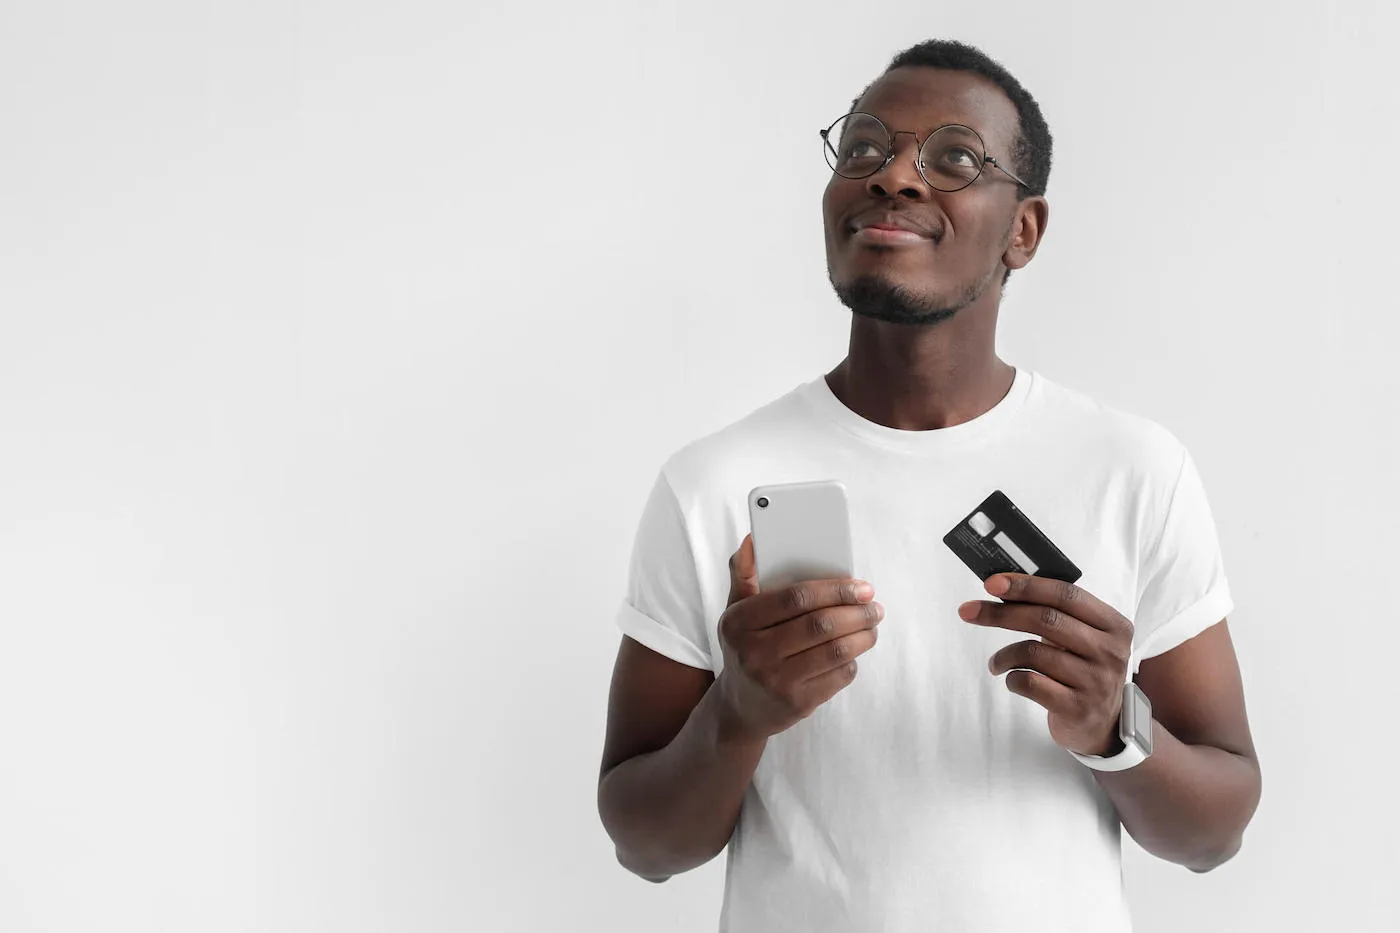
[850, 40, 1054, 285]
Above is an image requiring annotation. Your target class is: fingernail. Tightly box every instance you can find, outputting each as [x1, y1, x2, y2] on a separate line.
[855, 582, 875, 600]
[958, 602, 980, 620]
[986, 576, 1010, 596]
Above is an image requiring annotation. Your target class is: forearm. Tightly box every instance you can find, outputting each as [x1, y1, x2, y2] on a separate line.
[598, 677, 767, 881]
[1092, 718, 1262, 871]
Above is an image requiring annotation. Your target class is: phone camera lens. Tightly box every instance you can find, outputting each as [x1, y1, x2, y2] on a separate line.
[756, 497, 769, 508]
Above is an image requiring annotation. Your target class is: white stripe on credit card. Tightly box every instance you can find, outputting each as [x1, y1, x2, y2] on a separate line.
[993, 531, 1039, 575]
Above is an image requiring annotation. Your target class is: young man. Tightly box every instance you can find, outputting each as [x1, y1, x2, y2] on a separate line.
[597, 39, 1261, 932]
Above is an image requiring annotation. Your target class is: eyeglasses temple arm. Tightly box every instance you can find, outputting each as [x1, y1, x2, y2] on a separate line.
[986, 156, 1030, 191]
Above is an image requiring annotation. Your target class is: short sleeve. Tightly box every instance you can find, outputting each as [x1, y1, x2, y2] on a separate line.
[613, 469, 715, 671]
[1130, 445, 1235, 673]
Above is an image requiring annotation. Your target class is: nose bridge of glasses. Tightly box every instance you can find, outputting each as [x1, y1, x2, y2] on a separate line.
[878, 129, 942, 185]
[887, 129, 925, 156]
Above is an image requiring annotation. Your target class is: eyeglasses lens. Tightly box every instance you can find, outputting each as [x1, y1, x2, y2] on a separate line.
[823, 114, 985, 192]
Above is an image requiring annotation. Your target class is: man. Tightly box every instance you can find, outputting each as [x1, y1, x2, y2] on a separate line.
[597, 38, 1262, 932]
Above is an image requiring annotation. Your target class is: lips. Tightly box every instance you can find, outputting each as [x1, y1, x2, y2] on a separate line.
[849, 210, 938, 240]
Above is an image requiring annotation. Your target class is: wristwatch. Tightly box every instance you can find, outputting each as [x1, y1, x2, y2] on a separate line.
[1069, 680, 1153, 771]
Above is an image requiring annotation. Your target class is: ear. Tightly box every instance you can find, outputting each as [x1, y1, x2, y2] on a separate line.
[1002, 196, 1049, 272]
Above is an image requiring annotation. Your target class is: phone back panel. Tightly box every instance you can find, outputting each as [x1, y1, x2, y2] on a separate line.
[748, 480, 854, 592]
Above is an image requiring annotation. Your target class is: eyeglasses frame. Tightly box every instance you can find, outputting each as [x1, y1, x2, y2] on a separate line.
[819, 111, 1031, 193]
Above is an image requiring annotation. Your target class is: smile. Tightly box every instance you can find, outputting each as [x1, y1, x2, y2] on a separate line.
[851, 226, 933, 246]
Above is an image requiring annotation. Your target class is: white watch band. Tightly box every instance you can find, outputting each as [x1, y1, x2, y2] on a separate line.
[1069, 735, 1149, 771]
[1068, 666, 1152, 772]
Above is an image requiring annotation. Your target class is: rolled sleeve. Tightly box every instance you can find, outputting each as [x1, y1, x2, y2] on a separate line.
[1130, 445, 1234, 673]
[613, 467, 716, 671]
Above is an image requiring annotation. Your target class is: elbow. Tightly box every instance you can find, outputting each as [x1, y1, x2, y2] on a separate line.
[614, 845, 673, 884]
[1189, 754, 1262, 874]
[598, 775, 677, 883]
[1186, 835, 1243, 874]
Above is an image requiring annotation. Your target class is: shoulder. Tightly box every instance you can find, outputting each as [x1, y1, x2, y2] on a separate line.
[1032, 370, 1187, 480]
[656, 381, 813, 508]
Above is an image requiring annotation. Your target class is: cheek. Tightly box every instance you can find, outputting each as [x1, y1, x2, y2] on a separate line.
[946, 201, 1008, 251]
[821, 180, 853, 231]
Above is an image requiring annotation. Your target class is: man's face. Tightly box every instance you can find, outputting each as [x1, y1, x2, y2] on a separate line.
[822, 67, 1029, 325]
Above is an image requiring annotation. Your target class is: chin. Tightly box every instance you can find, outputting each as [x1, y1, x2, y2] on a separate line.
[835, 267, 932, 296]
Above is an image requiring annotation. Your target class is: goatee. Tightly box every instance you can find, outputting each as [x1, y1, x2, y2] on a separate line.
[830, 270, 985, 326]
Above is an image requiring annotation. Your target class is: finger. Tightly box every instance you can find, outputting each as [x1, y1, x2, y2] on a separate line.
[770, 600, 884, 660]
[734, 575, 875, 632]
[988, 638, 1096, 689]
[960, 599, 1100, 660]
[1002, 668, 1076, 714]
[797, 658, 861, 713]
[988, 573, 1133, 637]
[727, 533, 760, 608]
[789, 625, 879, 683]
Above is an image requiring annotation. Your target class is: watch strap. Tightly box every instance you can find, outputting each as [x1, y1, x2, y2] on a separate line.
[1068, 678, 1152, 771]
[1069, 735, 1149, 771]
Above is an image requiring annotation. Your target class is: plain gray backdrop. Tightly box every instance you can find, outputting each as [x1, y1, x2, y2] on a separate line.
[1, 1, 1396, 930]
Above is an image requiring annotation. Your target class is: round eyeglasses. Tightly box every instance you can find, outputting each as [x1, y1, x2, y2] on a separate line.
[820, 111, 1030, 193]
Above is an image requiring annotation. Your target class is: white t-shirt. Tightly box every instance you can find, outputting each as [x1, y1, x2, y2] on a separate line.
[614, 366, 1233, 932]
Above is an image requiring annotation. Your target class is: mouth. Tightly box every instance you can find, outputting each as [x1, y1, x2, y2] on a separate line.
[845, 211, 940, 248]
[850, 225, 933, 246]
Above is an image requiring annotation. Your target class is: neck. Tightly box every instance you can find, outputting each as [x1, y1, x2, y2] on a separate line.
[824, 345, 1015, 432]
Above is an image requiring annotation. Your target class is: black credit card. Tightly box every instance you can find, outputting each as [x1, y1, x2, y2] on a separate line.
[943, 490, 1081, 585]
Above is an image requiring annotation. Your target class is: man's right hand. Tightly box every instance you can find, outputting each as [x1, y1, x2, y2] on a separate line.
[715, 532, 884, 742]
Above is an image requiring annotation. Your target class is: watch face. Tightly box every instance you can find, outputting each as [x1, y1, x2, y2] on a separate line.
[1127, 682, 1153, 754]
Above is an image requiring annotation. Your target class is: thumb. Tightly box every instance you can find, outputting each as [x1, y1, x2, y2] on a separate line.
[727, 532, 760, 607]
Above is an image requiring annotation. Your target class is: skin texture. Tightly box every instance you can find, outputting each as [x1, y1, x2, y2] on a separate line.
[598, 65, 1261, 884]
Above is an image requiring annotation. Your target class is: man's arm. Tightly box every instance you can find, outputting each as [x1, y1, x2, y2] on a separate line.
[1093, 618, 1262, 872]
[597, 635, 767, 882]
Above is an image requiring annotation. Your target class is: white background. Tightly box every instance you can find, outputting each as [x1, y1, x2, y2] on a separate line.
[1, 1, 1396, 930]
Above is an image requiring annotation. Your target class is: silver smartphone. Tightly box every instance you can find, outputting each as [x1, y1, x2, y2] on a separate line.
[747, 480, 855, 592]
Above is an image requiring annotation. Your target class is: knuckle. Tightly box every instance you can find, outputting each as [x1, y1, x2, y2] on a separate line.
[843, 659, 859, 682]
[1107, 641, 1131, 667]
[783, 585, 812, 614]
[868, 601, 884, 623]
[809, 611, 836, 639]
[718, 612, 737, 644]
[829, 637, 851, 662]
[1058, 580, 1080, 605]
[1040, 606, 1062, 631]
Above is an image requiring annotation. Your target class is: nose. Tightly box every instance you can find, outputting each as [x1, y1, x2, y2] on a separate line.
[865, 132, 931, 200]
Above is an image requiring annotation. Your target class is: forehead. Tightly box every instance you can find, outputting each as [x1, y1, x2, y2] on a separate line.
[854, 67, 1018, 151]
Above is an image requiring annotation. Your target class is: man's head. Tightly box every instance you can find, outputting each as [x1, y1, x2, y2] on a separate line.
[822, 40, 1053, 327]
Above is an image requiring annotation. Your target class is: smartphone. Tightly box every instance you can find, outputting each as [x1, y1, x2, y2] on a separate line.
[748, 480, 855, 592]
[943, 489, 1081, 585]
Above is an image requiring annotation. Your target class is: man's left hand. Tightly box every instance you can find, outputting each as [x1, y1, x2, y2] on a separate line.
[957, 573, 1134, 757]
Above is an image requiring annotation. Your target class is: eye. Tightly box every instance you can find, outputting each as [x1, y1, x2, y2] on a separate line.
[919, 145, 981, 174]
[944, 146, 978, 166]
